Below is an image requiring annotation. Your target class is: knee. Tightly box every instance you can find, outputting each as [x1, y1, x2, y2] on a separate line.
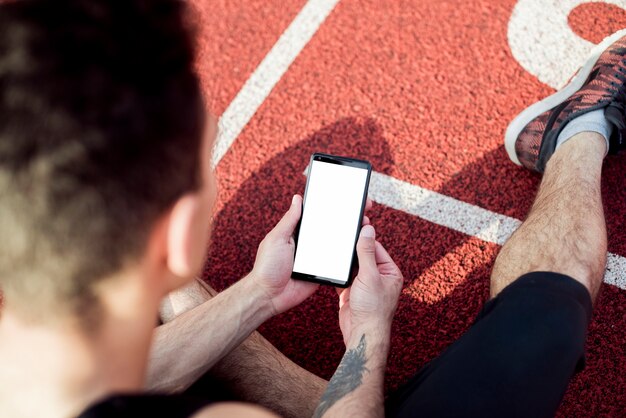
[494, 272, 592, 371]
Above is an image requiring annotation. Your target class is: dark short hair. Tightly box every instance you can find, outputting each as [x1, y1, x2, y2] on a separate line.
[0, 0, 204, 323]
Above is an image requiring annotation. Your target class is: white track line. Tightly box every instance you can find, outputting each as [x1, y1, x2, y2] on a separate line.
[368, 172, 521, 246]
[368, 171, 626, 290]
[507, 0, 626, 90]
[212, 0, 341, 166]
[217, 0, 626, 291]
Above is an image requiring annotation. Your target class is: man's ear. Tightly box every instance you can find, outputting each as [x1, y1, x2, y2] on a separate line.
[164, 193, 208, 288]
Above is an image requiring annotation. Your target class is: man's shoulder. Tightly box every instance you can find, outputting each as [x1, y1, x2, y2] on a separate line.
[191, 402, 278, 418]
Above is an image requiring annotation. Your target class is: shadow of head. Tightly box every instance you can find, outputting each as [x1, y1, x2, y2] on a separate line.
[202, 116, 395, 373]
[203, 116, 394, 290]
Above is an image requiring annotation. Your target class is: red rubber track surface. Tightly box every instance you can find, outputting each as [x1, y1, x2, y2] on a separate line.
[193, 1, 626, 416]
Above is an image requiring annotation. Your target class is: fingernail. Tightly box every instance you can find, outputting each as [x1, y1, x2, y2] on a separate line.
[291, 194, 298, 205]
[361, 225, 375, 238]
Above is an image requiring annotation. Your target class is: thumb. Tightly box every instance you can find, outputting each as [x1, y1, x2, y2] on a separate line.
[272, 194, 302, 240]
[356, 225, 377, 277]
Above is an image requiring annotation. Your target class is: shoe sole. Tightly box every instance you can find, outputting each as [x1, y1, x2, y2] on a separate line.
[504, 28, 626, 166]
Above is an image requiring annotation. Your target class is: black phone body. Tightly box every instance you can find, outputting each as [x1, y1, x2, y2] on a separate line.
[292, 153, 372, 287]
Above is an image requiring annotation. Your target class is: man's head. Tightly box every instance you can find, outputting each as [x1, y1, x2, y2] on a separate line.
[0, 0, 214, 325]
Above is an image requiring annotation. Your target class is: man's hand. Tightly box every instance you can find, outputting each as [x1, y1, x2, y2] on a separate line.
[250, 194, 319, 316]
[337, 225, 403, 345]
[250, 194, 376, 317]
[312, 226, 402, 418]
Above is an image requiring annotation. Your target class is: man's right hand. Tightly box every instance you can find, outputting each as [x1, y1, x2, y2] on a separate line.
[336, 225, 403, 346]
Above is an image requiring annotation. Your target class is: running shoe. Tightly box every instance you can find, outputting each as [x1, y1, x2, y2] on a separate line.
[505, 29, 626, 173]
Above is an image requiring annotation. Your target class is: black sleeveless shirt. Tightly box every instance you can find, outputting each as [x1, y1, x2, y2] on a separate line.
[78, 394, 213, 418]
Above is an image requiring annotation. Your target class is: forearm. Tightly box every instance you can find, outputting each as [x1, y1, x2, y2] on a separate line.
[313, 326, 390, 418]
[146, 275, 272, 392]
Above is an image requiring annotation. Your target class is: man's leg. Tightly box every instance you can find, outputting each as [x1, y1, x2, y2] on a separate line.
[385, 137, 598, 418]
[157, 278, 327, 418]
[491, 132, 607, 300]
[386, 29, 626, 417]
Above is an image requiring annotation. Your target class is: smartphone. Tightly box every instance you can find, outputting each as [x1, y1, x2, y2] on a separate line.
[292, 153, 372, 287]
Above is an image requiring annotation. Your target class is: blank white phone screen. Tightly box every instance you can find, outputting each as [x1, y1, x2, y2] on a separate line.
[293, 160, 368, 284]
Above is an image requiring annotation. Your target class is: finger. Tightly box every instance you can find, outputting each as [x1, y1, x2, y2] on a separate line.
[355, 225, 378, 278]
[374, 240, 394, 264]
[365, 197, 373, 211]
[271, 194, 302, 240]
[297, 281, 320, 300]
[362, 215, 370, 226]
[338, 287, 350, 309]
[375, 241, 403, 278]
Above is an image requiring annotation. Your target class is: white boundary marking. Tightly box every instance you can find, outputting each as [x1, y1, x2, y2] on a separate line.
[367, 172, 626, 290]
[218, 0, 626, 291]
[508, 0, 626, 89]
[212, 0, 341, 166]
[368, 172, 521, 247]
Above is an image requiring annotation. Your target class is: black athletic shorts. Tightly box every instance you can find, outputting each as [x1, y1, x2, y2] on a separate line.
[385, 272, 593, 418]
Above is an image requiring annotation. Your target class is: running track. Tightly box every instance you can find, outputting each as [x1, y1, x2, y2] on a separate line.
[194, 1, 626, 415]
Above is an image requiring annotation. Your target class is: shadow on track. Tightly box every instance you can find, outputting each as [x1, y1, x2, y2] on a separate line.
[202, 118, 626, 416]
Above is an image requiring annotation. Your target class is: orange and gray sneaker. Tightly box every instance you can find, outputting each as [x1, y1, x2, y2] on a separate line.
[505, 29, 626, 173]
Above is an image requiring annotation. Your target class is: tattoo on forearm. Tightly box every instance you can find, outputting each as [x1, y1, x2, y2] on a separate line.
[313, 334, 368, 418]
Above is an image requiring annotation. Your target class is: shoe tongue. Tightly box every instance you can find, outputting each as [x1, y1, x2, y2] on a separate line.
[604, 103, 626, 152]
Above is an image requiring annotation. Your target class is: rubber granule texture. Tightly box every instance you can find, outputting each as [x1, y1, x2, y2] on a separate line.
[193, 1, 626, 416]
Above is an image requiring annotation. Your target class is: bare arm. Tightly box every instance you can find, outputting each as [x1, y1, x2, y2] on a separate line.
[313, 225, 403, 418]
[153, 278, 327, 418]
[313, 327, 390, 418]
[147, 194, 324, 416]
[147, 275, 273, 392]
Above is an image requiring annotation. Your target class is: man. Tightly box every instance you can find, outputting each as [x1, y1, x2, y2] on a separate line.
[0, 1, 624, 417]
[0, 1, 402, 417]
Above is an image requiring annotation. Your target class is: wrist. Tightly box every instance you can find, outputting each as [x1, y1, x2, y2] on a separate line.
[238, 273, 276, 324]
[347, 322, 391, 351]
[344, 325, 391, 383]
